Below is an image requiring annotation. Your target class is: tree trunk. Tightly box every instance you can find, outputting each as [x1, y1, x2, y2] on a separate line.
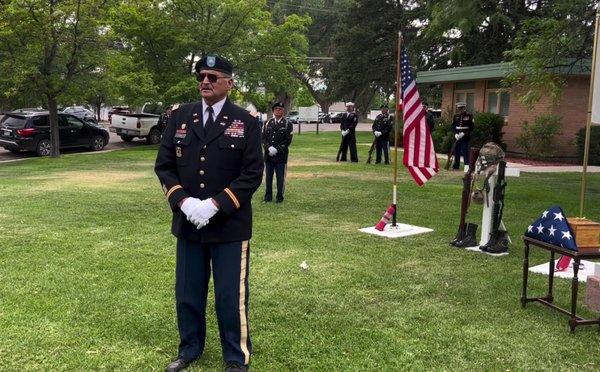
[47, 96, 60, 158]
[318, 101, 330, 115]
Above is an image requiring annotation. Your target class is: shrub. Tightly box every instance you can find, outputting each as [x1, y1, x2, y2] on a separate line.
[471, 112, 506, 149]
[431, 116, 454, 154]
[575, 126, 600, 165]
[516, 114, 562, 159]
[430, 112, 506, 154]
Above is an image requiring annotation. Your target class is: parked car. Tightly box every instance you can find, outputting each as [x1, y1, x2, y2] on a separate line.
[0, 111, 109, 156]
[109, 102, 164, 144]
[329, 112, 344, 123]
[62, 106, 98, 125]
[286, 111, 299, 124]
[319, 112, 338, 123]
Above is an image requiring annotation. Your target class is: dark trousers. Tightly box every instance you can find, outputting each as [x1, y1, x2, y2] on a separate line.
[175, 239, 251, 365]
[264, 161, 286, 201]
[375, 139, 389, 164]
[340, 133, 358, 162]
[453, 139, 469, 169]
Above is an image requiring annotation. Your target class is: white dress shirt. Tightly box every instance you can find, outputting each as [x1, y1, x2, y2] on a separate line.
[202, 97, 227, 126]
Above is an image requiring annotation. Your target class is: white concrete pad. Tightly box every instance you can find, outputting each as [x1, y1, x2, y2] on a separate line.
[464, 245, 509, 256]
[359, 223, 433, 238]
[529, 260, 598, 283]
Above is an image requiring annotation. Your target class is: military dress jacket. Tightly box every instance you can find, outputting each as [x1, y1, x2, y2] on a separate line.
[372, 113, 393, 142]
[340, 112, 358, 133]
[261, 117, 293, 163]
[452, 112, 474, 141]
[154, 98, 264, 243]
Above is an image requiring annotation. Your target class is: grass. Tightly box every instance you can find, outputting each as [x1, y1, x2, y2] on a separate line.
[1, 131, 600, 371]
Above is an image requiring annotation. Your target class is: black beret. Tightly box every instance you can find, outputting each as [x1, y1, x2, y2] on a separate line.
[380, 104, 389, 109]
[271, 102, 284, 110]
[195, 54, 233, 75]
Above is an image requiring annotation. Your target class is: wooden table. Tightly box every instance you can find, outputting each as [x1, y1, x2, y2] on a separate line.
[521, 236, 600, 331]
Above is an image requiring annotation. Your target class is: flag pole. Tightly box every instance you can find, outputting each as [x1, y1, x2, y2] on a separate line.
[392, 31, 403, 227]
[579, 8, 600, 217]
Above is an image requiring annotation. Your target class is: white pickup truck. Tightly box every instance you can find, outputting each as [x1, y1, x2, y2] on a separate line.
[109, 103, 165, 144]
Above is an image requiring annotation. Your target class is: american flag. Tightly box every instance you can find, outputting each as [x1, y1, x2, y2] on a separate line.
[400, 46, 438, 186]
[525, 205, 577, 251]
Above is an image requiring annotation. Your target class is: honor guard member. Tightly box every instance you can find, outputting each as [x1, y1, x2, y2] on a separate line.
[452, 102, 474, 170]
[371, 104, 393, 164]
[423, 102, 436, 134]
[339, 102, 359, 162]
[262, 102, 293, 203]
[155, 54, 263, 372]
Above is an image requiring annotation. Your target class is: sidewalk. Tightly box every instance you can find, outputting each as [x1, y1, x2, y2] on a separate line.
[434, 151, 600, 173]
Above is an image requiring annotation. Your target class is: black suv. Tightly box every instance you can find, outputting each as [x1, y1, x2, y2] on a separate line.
[0, 111, 109, 156]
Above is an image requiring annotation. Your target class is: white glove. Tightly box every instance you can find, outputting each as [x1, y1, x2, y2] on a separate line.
[454, 133, 460, 140]
[341, 130, 349, 137]
[374, 131, 381, 137]
[268, 146, 277, 156]
[181, 198, 219, 228]
[181, 197, 202, 221]
[458, 132, 465, 139]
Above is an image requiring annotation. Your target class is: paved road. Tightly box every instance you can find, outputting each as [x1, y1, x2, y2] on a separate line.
[0, 122, 375, 162]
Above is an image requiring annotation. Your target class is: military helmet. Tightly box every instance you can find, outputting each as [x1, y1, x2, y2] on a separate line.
[478, 142, 505, 173]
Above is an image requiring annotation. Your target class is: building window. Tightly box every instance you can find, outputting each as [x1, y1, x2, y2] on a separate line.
[454, 82, 475, 112]
[486, 80, 510, 117]
[455, 91, 475, 112]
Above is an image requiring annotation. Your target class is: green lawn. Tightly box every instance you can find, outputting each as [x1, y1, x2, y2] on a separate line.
[1, 132, 599, 371]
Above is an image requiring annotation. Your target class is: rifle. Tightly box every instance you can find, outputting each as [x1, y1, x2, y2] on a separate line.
[445, 139, 457, 170]
[480, 160, 508, 254]
[366, 137, 377, 164]
[450, 147, 480, 246]
[336, 134, 345, 161]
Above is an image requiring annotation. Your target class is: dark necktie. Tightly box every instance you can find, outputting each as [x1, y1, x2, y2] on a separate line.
[204, 106, 214, 135]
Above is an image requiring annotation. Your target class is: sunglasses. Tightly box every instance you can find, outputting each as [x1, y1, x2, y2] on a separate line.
[197, 72, 229, 83]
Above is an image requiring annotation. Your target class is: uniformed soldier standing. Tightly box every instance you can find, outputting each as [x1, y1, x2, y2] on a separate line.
[452, 102, 474, 170]
[338, 102, 359, 162]
[155, 55, 263, 372]
[371, 104, 393, 164]
[262, 102, 293, 203]
[423, 102, 435, 134]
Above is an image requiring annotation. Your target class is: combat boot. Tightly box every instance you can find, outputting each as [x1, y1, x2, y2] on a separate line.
[454, 223, 478, 248]
[480, 231, 509, 255]
[450, 225, 466, 246]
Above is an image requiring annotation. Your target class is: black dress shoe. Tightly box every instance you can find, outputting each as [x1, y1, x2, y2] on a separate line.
[275, 198, 283, 203]
[165, 357, 192, 372]
[225, 362, 248, 372]
[263, 197, 272, 202]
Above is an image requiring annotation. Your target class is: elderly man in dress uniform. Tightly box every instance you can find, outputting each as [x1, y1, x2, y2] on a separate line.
[155, 54, 263, 372]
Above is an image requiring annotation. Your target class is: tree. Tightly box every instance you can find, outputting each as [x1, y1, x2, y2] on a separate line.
[423, 0, 596, 107]
[332, 0, 427, 117]
[271, 0, 350, 114]
[0, 0, 113, 157]
[110, 0, 310, 110]
[504, 0, 596, 107]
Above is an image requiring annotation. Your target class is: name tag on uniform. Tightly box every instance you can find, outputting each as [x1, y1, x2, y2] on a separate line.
[174, 129, 187, 138]
[224, 121, 245, 138]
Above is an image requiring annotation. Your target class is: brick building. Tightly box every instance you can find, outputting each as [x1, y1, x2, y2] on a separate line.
[417, 62, 592, 158]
